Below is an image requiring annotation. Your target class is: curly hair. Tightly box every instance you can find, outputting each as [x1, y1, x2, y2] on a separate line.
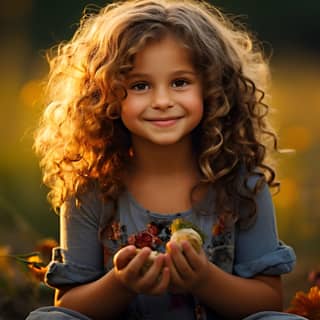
[34, 0, 279, 227]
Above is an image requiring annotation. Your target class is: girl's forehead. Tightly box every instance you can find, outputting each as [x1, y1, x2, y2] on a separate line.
[131, 35, 194, 69]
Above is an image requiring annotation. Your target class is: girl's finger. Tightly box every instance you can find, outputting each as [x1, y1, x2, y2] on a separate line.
[167, 241, 193, 279]
[180, 241, 202, 270]
[149, 266, 170, 295]
[125, 247, 152, 277]
[114, 245, 137, 270]
[137, 254, 165, 291]
[166, 251, 184, 287]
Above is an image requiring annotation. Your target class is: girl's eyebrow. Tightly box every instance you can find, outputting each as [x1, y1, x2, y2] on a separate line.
[127, 70, 197, 79]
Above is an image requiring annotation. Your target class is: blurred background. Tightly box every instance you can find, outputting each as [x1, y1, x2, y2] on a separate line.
[0, 0, 319, 318]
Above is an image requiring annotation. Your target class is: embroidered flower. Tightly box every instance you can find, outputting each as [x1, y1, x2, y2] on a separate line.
[135, 231, 154, 248]
[287, 286, 320, 319]
[212, 216, 226, 236]
[212, 213, 235, 237]
[127, 234, 136, 246]
[147, 222, 159, 236]
[133, 230, 162, 249]
[106, 221, 121, 241]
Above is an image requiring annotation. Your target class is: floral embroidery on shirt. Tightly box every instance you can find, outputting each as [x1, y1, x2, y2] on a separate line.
[101, 220, 172, 268]
[206, 213, 235, 273]
[105, 221, 128, 245]
[101, 216, 234, 320]
[212, 214, 226, 237]
[128, 222, 163, 250]
[102, 216, 234, 272]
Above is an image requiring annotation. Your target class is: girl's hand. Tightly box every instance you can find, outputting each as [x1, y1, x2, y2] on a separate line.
[113, 245, 170, 295]
[166, 240, 209, 294]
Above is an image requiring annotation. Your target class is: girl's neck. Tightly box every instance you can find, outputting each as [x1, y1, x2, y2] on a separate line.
[124, 135, 206, 214]
[128, 136, 198, 177]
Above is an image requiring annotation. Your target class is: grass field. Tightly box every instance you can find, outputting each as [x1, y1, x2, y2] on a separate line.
[0, 52, 319, 318]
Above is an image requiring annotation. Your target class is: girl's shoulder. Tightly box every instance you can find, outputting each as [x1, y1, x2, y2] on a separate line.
[62, 182, 115, 227]
[237, 165, 267, 191]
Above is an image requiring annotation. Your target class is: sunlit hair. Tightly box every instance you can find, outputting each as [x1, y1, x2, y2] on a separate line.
[34, 0, 279, 227]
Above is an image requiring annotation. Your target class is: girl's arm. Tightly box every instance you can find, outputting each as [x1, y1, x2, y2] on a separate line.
[55, 246, 170, 320]
[168, 240, 282, 319]
[49, 191, 169, 319]
[194, 264, 282, 318]
[55, 269, 135, 320]
[200, 272, 282, 317]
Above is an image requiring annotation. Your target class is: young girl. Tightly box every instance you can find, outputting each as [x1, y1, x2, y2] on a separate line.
[26, 0, 306, 319]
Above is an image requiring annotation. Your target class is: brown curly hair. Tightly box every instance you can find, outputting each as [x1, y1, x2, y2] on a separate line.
[34, 0, 279, 227]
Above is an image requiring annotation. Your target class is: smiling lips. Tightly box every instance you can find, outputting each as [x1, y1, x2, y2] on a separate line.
[145, 117, 182, 127]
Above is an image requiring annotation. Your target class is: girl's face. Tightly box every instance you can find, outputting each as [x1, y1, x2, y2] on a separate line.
[121, 34, 203, 147]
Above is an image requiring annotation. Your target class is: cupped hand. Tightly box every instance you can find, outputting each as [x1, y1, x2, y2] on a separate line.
[166, 240, 209, 294]
[113, 245, 170, 295]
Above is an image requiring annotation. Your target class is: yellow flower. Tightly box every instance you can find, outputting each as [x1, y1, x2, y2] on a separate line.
[26, 254, 48, 282]
[27, 238, 57, 282]
[35, 238, 58, 264]
[287, 286, 320, 320]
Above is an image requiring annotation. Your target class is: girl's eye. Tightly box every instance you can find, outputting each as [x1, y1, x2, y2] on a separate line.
[130, 82, 150, 91]
[172, 79, 189, 88]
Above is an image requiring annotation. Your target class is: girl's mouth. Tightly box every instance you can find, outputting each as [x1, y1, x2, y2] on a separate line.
[146, 118, 181, 127]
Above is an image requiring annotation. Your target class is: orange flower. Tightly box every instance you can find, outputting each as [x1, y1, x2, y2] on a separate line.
[287, 286, 320, 319]
[212, 223, 223, 236]
[212, 215, 226, 236]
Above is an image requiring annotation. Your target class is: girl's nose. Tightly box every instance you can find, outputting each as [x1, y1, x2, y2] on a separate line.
[151, 87, 174, 110]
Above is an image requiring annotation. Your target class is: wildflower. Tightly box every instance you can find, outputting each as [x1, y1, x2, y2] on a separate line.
[27, 238, 58, 282]
[26, 254, 48, 282]
[35, 238, 58, 264]
[3, 238, 58, 283]
[287, 286, 320, 320]
[171, 218, 203, 238]
[169, 218, 204, 253]
[170, 228, 203, 253]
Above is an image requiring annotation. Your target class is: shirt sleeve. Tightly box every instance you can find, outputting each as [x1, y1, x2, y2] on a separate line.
[233, 179, 296, 278]
[45, 189, 111, 288]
